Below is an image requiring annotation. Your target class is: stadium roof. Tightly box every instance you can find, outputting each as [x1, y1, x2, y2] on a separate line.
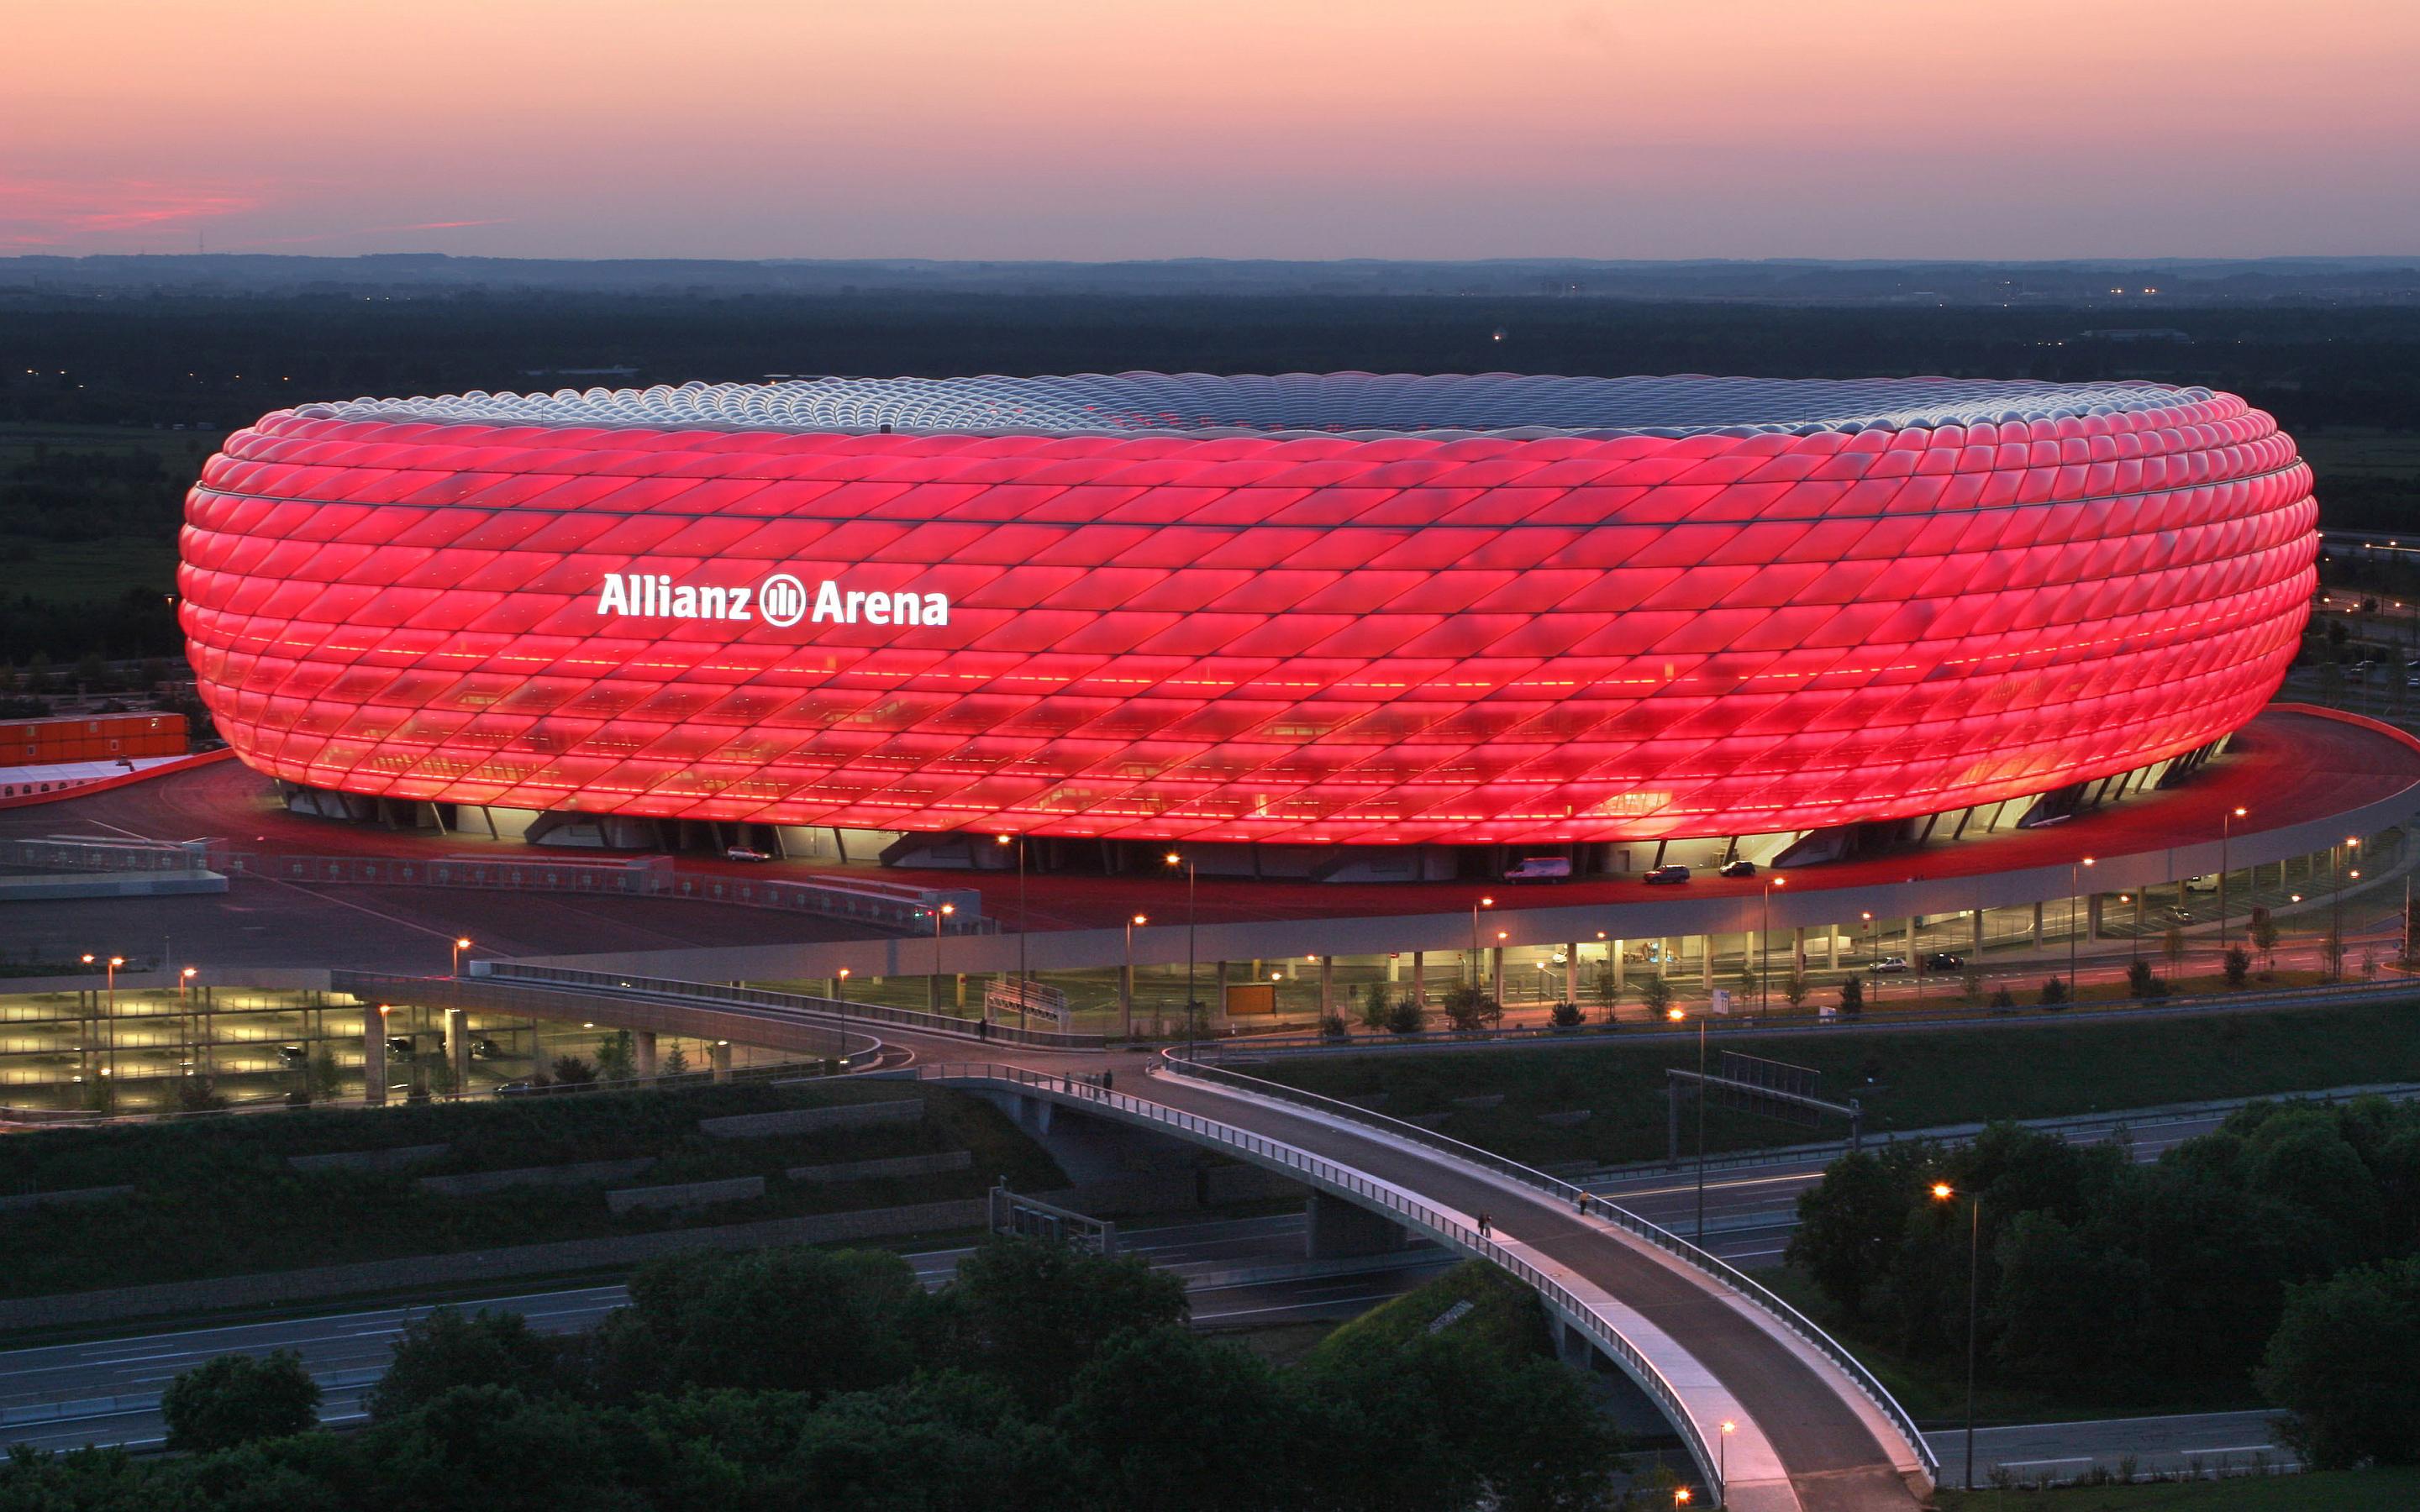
[298, 372, 2214, 441]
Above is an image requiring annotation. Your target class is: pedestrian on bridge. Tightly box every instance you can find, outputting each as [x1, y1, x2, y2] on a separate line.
[1477, 1211, 1492, 1237]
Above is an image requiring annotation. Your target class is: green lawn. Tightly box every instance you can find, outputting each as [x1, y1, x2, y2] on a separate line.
[1937, 1468, 2420, 1511]
[1254, 998, 2420, 1170]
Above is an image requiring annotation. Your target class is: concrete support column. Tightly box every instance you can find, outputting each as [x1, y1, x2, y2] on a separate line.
[1701, 939, 1713, 991]
[1829, 929, 1841, 969]
[1386, 953, 1401, 984]
[1792, 927, 1807, 978]
[1613, 941, 1627, 992]
[1565, 943, 1579, 1004]
[2087, 895, 2105, 940]
[634, 1029, 658, 1079]
[443, 1008, 469, 1094]
[710, 1040, 733, 1084]
[1411, 951, 1426, 1005]
[1304, 1194, 1409, 1259]
[1971, 910, 1986, 953]
[2031, 901, 2045, 948]
[1491, 947, 1505, 1005]
[1214, 961, 1229, 1026]
[1319, 956, 1335, 1021]
[1904, 916, 1918, 958]
[362, 1008, 387, 1106]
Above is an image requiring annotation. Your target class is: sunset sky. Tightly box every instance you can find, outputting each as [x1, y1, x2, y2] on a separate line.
[6, 0, 2417, 260]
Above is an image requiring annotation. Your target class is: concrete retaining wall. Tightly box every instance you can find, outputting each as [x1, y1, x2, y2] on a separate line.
[415, 1158, 658, 1196]
[697, 1100, 923, 1139]
[786, 1150, 973, 1184]
[286, 1143, 450, 1173]
[0, 1198, 989, 1331]
[606, 1175, 765, 1214]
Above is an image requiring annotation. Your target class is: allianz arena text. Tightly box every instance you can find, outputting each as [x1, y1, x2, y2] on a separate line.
[178, 372, 2317, 847]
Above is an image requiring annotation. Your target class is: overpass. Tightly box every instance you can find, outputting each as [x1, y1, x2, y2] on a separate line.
[352, 968, 1934, 1509]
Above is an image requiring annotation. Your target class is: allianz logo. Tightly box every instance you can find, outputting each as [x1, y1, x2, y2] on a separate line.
[594, 572, 950, 629]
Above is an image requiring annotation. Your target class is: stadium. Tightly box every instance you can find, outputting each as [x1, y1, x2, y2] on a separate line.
[179, 372, 2317, 877]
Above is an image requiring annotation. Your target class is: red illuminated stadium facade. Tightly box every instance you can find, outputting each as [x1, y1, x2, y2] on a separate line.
[179, 373, 2317, 858]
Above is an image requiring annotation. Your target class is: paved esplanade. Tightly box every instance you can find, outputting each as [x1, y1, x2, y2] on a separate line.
[1121, 1061, 1923, 1512]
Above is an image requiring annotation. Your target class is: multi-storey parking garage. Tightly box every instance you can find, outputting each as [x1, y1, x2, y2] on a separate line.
[180, 372, 2315, 872]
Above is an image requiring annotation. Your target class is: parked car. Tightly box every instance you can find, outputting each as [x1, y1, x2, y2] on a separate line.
[471, 1037, 503, 1060]
[1504, 855, 1572, 883]
[725, 845, 772, 863]
[1718, 859, 1757, 878]
[1868, 955, 1910, 974]
[276, 1042, 309, 1067]
[1644, 864, 1691, 885]
[1923, 951, 1965, 972]
[496, 1080, 538, 1097]
[385, 1035, 416, 1058]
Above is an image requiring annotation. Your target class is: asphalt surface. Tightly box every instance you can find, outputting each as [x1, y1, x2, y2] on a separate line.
[1923, 1411, 2292, 1488]
[0, 1211, 1452, 1454]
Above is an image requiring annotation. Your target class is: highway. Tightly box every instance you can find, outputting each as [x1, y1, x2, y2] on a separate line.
[0, 1211, 1452, 1454]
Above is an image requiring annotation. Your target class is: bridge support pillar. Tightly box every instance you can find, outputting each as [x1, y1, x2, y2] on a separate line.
[2087, 895, 2105, 941]
[1700, 939, 1712, 992]
[1971, 911, 1985, 954]
[1904, 916, 1917, 960]
[1612, 941, 1625, 993]
[1828, 929, 1840, 969]
[1019, 1094, 1054, 1134]
[1319, 956, 1334, 1020]
[1491, 947, 1505, 1005]
[1410, 951, 1425, 1005]
[634, 1030, 657, 1079]
[1791, 927, 1805, 978]
[710, 1040, 732, 1084]
[1304, 1193, 1408, 1259]
[1565, 943, 1578, 1005]
[362, 1008, 387, 1106]
[2031, 900, 2045, 948]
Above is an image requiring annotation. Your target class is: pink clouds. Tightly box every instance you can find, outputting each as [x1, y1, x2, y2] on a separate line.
[0, 175, 260, 248]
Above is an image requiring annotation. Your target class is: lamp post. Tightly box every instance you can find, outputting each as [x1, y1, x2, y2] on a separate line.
[103, 954, 124, 1081]
[1860, 911, 1876, 1006]
[179, 965, 199, 1084]
[2334, 865, 2360, 981]
[1123, 913, 1147, 1039]
[1933, 1181, 1981, 1491]
[2070, 857, 2095, 995]
[450, 936, 472, 976]
[1166, 852, 1198, 1057]
[2217, 806, 2248, 962]
[1669, 1004, 1707, 1245]
[834, 966, 851, 1011]
[1760, 875, 1786, 1017]
[997, 833, 1028, 1024]
[929, 902, 955, 1013]
[1470, 895, 1494, 988]
[1718, 1420, 1735, 1509]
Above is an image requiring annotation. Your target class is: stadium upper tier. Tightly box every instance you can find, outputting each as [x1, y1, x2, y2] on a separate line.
[182, 373, 2317, 845]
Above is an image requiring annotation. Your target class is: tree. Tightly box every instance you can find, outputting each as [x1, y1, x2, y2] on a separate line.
[1357, 983, 1392, 1032]
[1836, 974, 1863, 1018]
[1320, 1011, 1350, 1040]
[1385, 995, 1427, 1035]
[1960, 967, 1984, 1004]
[2162, 926, 2186, 974]
[931, 1238, 1188, 1412]
[1061, 1326, 1302, 1512]
[2251, 907, 2280, 972]
[161, 1351, 321, 1452]
[661, 1041, 689, 1076]
[2125, 958, 2155, 999]
[2039, 976, 2070, 1008]
[308, 1045, 343, 1102]
[369, 1308, 566, 1421]
[2259, 1256, 2420, 1468]
[1440, 984, 1500, 1033]
[1782, 973, 1810, 1012]
[2223, 946, 2252, 990]
[1548, 999, 1583, 1029]
[624, 1246, 924, 1400]
[1786, 1149, 1907, 1318]
[594, 1029, 634, 1082]
[1636, 974, 1675, 1019]
[1988, 985, 2018, 1011]
[550, 1054, 597, 1085]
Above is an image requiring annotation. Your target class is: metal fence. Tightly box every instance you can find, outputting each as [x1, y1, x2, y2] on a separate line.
[474, 963, 1106, 1052]
[916, 1061, 1730, 1503]
[1155, 1047, 1940, 1486]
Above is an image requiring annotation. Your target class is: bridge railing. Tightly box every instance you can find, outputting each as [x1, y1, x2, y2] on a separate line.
[472, 963, 1107, 1051]
[915, 1061, 1727, 1503]
[1158, 1048, 1939, 1483]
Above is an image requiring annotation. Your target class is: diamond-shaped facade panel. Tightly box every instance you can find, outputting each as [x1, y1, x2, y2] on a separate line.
[180, 373, 2317, 845]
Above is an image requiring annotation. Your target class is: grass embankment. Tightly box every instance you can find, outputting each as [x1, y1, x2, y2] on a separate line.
[1254, 999, 2420, 1170]
[0, 1080, 1064, 1299]
[1937, 1469, 2420, 1511]
[1303, 1257, 1552, 1368]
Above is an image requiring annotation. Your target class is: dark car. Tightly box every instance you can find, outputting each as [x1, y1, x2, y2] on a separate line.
[1644, 864, 1691, 885]
[471, 1037, 503, 1060]
[1923, 952, 1965, 971]
[385, 1035, 416, 1058]
[276, 1042, 309, 1067]
[1718, 859, 1757, 878]
[496, 1080, 539, 1097]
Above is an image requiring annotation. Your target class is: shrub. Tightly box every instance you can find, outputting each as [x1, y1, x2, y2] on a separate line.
[2125, 958, 2158, 999]
[1988, 986, 2018, 1011]
[2223, 947, 2252, 990]
[1548, 1000, 1582, 1029]
[1836, 975, 1863, 1017]
[2039, 976, 2070, 1008]
[1384, 996, 1427, 1036]
[1319, 1012, 1349, 1040]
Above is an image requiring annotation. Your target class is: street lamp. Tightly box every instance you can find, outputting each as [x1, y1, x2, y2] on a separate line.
[451, 937, 472, 976]
[929, 903, 955, 1013]
[1860, 911, 1876, 1006]
[1933, 1180, 1981, 1491]
[1470, 895, 1494, 988]
[1166, 852, 1199, 1058]
[834, 966, 851, 1005]
[2334, 868, 2360, 980]
[1718, 1420, 1736, 1509]
[102, 954, 124, 1080]
[996, 833, 1028, 1022]
[1669, 1004, 1707, 1245]
[2070, 858, 2095, 995]
[1123, 914, 1148, 1039]
[2217, 806, 2248, 961]
[180, 965, 199, 1082]
[1760, 875, 1786, 1017]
